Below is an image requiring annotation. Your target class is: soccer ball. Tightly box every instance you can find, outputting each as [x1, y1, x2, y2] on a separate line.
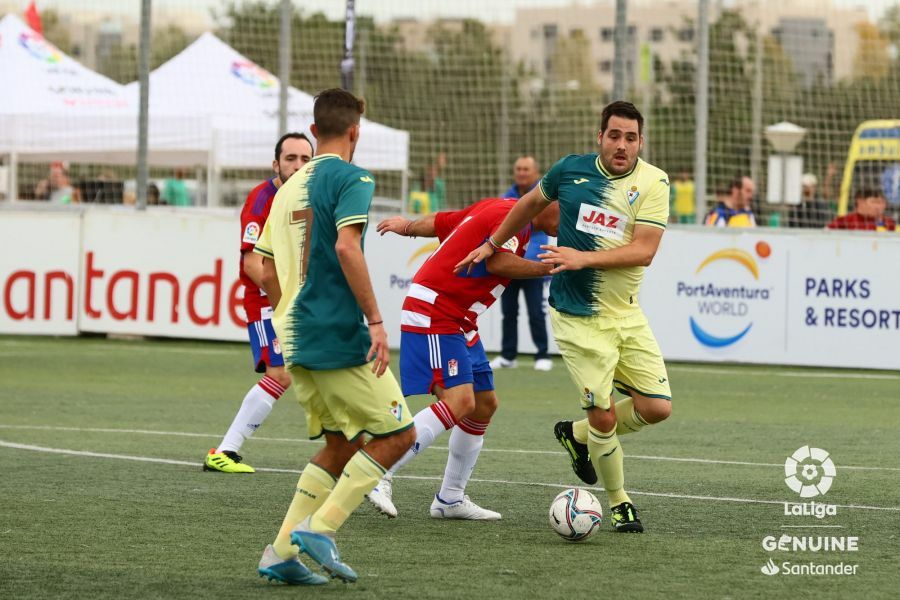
[548, 488, 603, 542]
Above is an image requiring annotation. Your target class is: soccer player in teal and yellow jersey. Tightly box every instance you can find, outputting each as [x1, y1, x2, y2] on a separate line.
[252, 88, 416, 585]
[455, 101, 672, 533]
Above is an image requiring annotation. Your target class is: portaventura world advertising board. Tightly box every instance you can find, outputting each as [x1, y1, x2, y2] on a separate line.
[1, 208, 898, 370]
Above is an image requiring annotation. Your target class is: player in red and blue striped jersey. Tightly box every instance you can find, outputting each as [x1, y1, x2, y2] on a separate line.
[367, 198, 559, 518]
[203, 132, 313, 474]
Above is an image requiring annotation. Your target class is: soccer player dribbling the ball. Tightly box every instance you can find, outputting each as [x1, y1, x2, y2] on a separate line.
[455, 101, 673, 533]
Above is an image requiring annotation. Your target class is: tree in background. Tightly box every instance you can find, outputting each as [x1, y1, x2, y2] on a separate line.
[39, 9, 72, 55]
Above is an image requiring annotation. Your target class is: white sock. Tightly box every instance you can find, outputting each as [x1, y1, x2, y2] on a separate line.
[438, 418, 488, 503]
[217, 376, 285, 454]
[388, 400, 456, 475]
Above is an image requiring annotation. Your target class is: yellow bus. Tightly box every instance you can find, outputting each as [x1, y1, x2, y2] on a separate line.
[838, 120, 900, 215]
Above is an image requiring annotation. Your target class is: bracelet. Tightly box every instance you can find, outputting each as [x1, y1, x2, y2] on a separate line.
[403, 221, 413, 236]
[368, 320, 383, 326]
[488, 235, 503, 250]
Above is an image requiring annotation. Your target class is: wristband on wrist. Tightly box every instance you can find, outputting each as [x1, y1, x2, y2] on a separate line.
[403, 221, 413, 236]
[488, 236, 503, 250]
[368, 320, 383, 326]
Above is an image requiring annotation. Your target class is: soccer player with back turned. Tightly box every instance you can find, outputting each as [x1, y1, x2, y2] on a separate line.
[455, 101, 673, 533]
[253, 88, 415, 584]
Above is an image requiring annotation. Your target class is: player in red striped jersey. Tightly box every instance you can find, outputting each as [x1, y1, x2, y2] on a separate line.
[366, 198, 559, 518]
[203, 133, 314, 473]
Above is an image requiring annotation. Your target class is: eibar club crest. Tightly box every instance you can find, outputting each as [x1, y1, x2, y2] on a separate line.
[626, 186, 640, 205]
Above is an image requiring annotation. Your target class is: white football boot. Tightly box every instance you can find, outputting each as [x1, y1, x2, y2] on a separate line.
[429, 494, 501, 520]
[366, 473, 398, 518]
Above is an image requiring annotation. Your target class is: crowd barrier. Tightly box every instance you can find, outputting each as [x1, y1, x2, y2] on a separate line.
[2, 206, 897, 370]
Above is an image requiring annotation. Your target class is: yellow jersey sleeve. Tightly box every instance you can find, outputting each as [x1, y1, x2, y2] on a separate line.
[635, 171, 670, 230]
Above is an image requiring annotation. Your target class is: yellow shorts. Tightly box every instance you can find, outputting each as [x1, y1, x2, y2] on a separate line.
[288, 363, 414, 441]
[550, 308, 671, 410]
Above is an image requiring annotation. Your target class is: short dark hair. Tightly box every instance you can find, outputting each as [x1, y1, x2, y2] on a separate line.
[600, 101, 644, 135]
[313, 88, 366, 139]
[855, 187, 884, 200]
[274, 132, 312, 161]
[730, 174, 750, 191]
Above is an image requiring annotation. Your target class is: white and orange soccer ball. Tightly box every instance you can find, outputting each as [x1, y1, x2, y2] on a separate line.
[548, 488, 603, 542]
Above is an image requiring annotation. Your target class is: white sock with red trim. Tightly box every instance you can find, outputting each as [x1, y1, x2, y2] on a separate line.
[217, 375, 286, 454]
[438, 417, 489, 503]
[388, 400, 457, 475]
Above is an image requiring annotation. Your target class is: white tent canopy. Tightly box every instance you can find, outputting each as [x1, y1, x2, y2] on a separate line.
[0, 14, 201, 168]
[126, 32, 409, 174]
[0, 16, 409, 203]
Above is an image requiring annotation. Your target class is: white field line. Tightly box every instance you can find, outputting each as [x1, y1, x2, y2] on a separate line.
[1, 439, 898, 513]
[1, 424, 898, 473]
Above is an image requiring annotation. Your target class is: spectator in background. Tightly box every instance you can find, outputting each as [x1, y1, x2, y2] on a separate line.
[34, 162, 80, 204]
[827, 188, 896, 231]
[705, 174, 756, 227]
[787, 173, 831, 228]
[491, 155, 552, 372]
[162, 168, 191, 206]
[407, 154, 447, 214]
[147, 183, 162, 206]
[426, 153, 447, 212]
[671, 171, 695, 223]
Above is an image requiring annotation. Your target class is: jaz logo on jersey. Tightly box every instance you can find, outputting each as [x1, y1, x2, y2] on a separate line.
[626, 186, 640, 205]
[243, 222, 261, 244]
[576, 203, 629, 240]
[448, 359, 459, 377]
[390, 400, 404, 422]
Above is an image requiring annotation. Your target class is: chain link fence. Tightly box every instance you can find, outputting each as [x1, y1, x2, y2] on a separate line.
[1, 0, 898, 228]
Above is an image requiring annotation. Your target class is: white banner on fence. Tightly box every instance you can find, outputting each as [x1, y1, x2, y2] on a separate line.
[0, 211, 81, 335]
[641, 229, 900, 370]
[1, 208, 897, 370]
[77, 209, 246, 341]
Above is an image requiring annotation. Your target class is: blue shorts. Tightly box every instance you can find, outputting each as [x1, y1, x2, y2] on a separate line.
[247, 319, 284, 373]
[399, 331, 494, 397]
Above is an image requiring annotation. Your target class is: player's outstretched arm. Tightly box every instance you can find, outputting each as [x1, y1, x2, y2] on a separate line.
[486, 252, 552, 279]
[376, 214, 438, 238]
[538, 225, 664, 273]
[335, 223, 390, 376]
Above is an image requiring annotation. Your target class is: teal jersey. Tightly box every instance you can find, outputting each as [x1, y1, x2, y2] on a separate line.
[539, 154, 669, 317]
[254, 154, 375, 370]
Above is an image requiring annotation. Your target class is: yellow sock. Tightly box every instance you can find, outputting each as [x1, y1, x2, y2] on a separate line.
[572, 418, 589, 445]
[587, 425, 631, 508]
[273, 463, 336, 558]
[615, 397, 650, 436]
[309, 450, 386, 534]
